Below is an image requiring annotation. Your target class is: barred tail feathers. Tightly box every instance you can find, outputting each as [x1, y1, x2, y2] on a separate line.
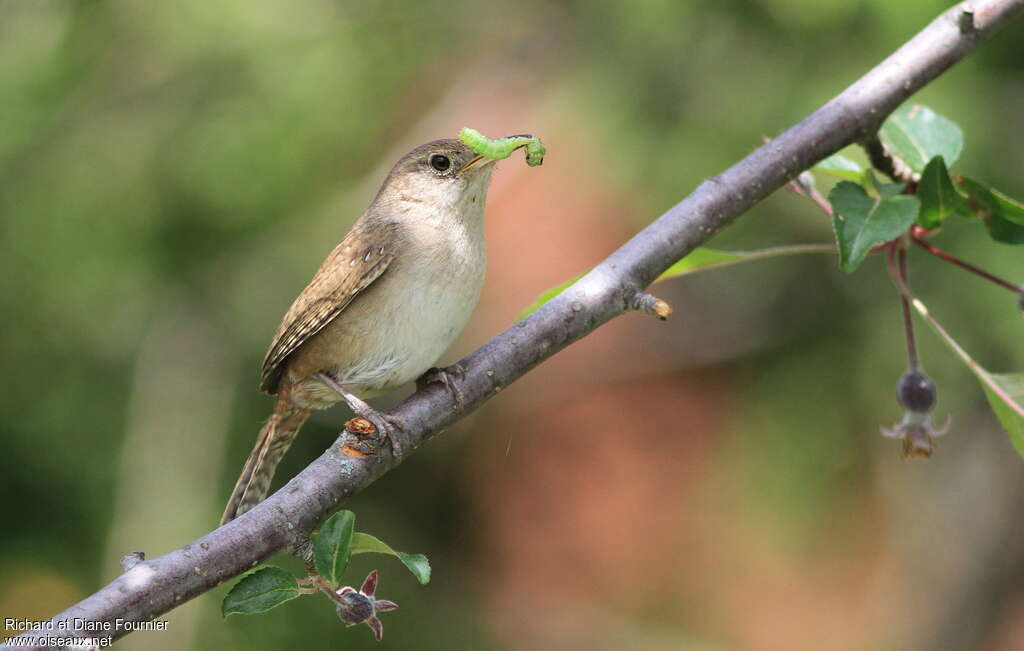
[220, 400, 310, 525]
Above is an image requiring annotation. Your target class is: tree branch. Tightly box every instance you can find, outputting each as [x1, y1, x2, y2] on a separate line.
[10, 1, 1023, 648]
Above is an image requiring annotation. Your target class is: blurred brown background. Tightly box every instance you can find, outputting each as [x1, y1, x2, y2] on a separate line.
[2, 1, 1023, 650]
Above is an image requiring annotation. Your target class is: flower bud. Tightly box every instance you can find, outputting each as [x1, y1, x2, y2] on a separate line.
[336, 590, 375, 626]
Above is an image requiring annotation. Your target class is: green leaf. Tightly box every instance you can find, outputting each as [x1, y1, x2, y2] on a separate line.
[314, 510, 355, 586]
[879, 104, 964, 173]
[863, 169, 904, 199]
[955, 176, 990, 221]
[917, 156, 969, 229]
[222, 567, 301, 617]
[813, 154, 864, 182]
[878, 182, 906, 200]
[982, 373, 1024, 458]
[828, 181, 920, 272]
[517, 273, 583, 320]
[965, 180, 1024, 235]
[351, 532, 431, 585]
[956, 177, 1024, 244]
[989, 187, 1024, 226]
[985, 213, 1024, 244]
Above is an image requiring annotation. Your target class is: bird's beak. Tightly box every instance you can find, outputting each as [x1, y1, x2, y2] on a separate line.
[457, 155, 495, 175]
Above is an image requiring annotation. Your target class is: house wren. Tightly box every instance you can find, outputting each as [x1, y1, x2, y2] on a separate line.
[221, 138, 500, 524]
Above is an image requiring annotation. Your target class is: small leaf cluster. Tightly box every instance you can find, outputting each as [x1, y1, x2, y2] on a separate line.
[221, 511, 430, 619]
[819, 104, 1024, 273]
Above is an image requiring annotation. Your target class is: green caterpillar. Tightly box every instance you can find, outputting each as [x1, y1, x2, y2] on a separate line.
[459, 127, 546, 166]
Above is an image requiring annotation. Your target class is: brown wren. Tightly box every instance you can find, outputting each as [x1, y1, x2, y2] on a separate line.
[221, 139, 499, 524]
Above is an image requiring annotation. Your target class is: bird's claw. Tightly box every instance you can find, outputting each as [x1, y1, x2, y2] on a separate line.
[417, 364, 467, 412]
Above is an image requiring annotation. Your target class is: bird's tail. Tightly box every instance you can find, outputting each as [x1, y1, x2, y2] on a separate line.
[220, 398, 311, 525]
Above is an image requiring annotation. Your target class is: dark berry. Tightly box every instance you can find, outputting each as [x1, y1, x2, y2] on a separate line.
[897, 370, 936, 413]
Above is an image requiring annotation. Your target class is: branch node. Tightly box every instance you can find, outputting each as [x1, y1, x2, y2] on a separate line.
[341, 419, 381, 456]
[341, 441, 376, 457]
[345, 417, 376, 437]
[631, 292, 673, 320]
[958, 10, 976, 34]
[794, 171, 817, 196]
[120, 552, 145, 571]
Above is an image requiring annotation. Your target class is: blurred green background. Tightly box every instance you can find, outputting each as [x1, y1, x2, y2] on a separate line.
[2, 1, 1023, 650]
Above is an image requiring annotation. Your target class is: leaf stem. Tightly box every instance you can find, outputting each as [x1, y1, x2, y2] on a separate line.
[899, 245, 920, 370]
[710, 243, 838, 260]
[298, 568, 346, 603]
[911, 235, 1021, 294]
[654, 243, 838, 280]
[886, 240, 920, 370]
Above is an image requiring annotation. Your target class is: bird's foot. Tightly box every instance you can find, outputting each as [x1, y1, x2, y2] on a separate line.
[317, 373, 407, 456]
[346, 409, 408, 456]
[416, 364, 466, 412]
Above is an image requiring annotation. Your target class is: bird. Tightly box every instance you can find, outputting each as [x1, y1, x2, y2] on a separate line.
[221, 138, 499, 524]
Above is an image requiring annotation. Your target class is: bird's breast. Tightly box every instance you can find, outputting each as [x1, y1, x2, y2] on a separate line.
[293, 215, 487, 402]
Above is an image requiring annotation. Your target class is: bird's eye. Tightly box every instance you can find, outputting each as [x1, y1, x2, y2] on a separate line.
[429, 154, 451, 172]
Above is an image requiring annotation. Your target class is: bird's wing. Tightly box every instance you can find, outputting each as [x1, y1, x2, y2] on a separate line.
[259, 219, 398, 394]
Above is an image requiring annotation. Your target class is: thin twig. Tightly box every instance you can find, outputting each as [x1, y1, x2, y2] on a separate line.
[911, 235, 1021, 294]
